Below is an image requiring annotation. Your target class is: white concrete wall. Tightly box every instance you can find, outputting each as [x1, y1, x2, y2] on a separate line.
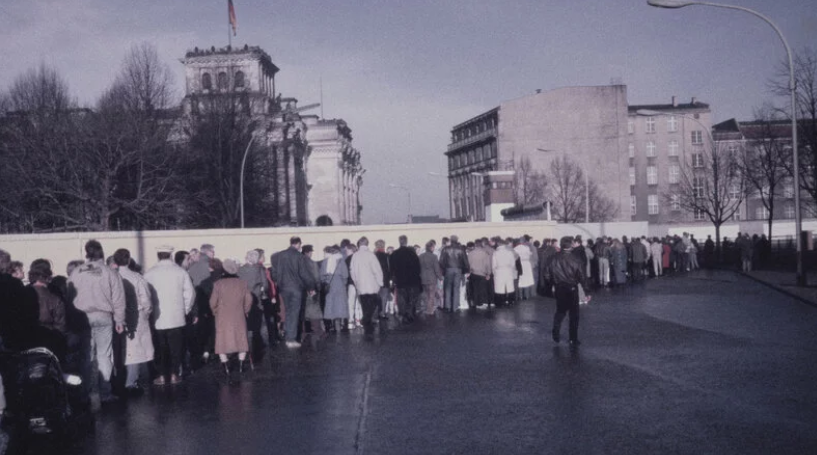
[552, 221, 649, 240]
[0, 221, 558, 277]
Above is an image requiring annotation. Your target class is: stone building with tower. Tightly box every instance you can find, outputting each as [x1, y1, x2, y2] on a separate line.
[177, 45, 363, 226]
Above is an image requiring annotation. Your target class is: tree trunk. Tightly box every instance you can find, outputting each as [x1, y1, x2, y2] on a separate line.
[715, 223, 722, 264]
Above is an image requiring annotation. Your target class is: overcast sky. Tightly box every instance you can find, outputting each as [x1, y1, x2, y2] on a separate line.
[1, 0, 815, 224]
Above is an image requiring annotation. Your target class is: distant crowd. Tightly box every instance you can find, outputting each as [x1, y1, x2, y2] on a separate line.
[0, 230, 767, 410]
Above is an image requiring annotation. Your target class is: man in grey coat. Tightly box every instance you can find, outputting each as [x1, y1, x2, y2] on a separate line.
[271, 237, 317, 348]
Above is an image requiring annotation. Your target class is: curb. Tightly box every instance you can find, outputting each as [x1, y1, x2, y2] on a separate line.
[738, 272, 817, 309]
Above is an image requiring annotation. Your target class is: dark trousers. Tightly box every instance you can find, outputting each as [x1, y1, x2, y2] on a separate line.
[396, 286, 420, 317]
[553, 284, 580, 342]
[281, 288, 304, 342]
[154, 327, 184, 379]
[358, 294, 380, 335]
[633, 262, 644, 281]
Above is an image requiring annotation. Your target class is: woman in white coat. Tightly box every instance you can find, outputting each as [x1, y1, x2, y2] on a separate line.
[492, 239, 517, 306]
[513, 241, 535, 300]
[113, 250, 154, 395]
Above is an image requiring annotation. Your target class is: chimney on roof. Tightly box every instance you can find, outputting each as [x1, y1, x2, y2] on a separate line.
[691, 97, 697, 105]
[671, 96, 677, 107]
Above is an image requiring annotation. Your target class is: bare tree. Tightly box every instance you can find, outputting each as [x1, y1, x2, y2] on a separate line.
[514, 156, 547, 206]
[547, 155, 617, 223]
[741, 106, 793, 240]
[668, 136, 745, 258]
[0, 46, 184, 232]
[769, 48, 817, 212]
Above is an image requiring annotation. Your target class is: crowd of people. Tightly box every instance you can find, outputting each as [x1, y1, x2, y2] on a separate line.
[0, 229, 766, 412]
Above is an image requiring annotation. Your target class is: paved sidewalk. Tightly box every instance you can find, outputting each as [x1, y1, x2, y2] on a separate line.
[743, 270, 817, 307]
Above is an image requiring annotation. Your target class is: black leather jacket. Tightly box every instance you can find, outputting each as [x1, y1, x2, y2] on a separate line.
[544, 250, 587, 288]
[439, 243, 470, 274]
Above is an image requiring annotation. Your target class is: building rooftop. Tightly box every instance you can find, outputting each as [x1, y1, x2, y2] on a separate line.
[628, 101, 710, 112]
[181, 44, 279, 75]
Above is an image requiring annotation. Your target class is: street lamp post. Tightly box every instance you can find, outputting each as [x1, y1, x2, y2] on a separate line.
[647, 0, 803, 283]
[389, 183, 412, 224]
[240, 135, 259, 229]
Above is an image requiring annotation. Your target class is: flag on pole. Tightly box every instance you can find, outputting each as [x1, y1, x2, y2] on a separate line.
[228, 0, 237, 36]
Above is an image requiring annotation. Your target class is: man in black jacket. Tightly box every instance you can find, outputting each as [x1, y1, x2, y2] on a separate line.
[545, 237, 589, 346]
[390, 235, 421, 323]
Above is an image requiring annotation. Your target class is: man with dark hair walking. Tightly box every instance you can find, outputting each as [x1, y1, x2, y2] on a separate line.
[546, 236, 589, 347]
[271, 237, 317, 348]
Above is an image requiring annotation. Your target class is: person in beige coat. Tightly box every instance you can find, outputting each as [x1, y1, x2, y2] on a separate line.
[210, 259, 253, 374]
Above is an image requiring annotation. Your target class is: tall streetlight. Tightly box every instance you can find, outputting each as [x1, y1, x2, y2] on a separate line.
[240, 135, 259, 229]
[389, 183, 412, 224]
[537, 148, 590, 223]
[647, 0, 803, 283]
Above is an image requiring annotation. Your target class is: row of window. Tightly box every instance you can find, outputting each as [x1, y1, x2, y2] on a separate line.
[449, 142, 497, 169]
[629, 165, 681, 186]
[452, 116, 497, 143]
[628, 116, 696, 135]
[628, 134, 704, 159]
[201, 71, 245, 91]
[632, 195, 798, 220]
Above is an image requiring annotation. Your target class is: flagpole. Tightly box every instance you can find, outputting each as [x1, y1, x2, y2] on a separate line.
[228, 1, 232, 48]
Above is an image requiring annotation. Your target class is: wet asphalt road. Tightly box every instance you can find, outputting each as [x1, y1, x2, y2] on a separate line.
[47, 270, 817, 455]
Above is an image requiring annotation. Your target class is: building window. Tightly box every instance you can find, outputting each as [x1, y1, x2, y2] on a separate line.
[629, 167, 636, 186]
[646, 141, 656, 157]
[201, 73, 212, 90]
[755, 206, 770, 220]
[476, 147, 483, 162]
[628, 143, 635, 158]
[645, 117, 656, 134]
[692, 153, 704, 168]
[668, 164, 680, 184]
[631, 195, 637, 216]
[691, 130, 703, 145]
[234, 71, 245, 88]
[628, 120, 634, 134]
[491, 142, 497, 158]
[784, 204, 795, 219]
[693, 176, 705, 198]
[729, 183, 741, 199]
[217, 72, 228, 90]
[648, 195, 659, 215]
[448, 157, 454, 169]
[694, 208, 706, 221]
[667, 115, 678, 132]
[647, 166, 658, 185]
[467, 150, 474, 164]
[784, 183, 794, 198]
[670, 195, 681, 211]
[732, 209, 742, 221]
[668, 140, 679, 157]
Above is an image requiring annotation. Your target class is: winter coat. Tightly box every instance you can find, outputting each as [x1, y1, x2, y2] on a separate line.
[650, 242, 663, 266]
[321, 256, 349, 319]
[144, 260, 195, 331]
[271, 247, 317, 293]
[632, 241, 648, 263]
[492, 246, 517, 294]
[375, 250, 391, 288]
[210, 276, 252, 355]
[611, 246, 628, 284]
[390, 246, 422, 288]
[467, 247, 492, 278]
[118, 268, 154, 366]
[32, 285, 66, 333]
[419, 252, 443, 286]
[662, 244, 671, 269]
[188, 259, 211, 288]
[69, 259, 126, 325]
[350, 246, 384, 295]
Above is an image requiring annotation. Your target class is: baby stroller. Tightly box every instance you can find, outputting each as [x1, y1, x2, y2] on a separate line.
[0, 347, 90, 453]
